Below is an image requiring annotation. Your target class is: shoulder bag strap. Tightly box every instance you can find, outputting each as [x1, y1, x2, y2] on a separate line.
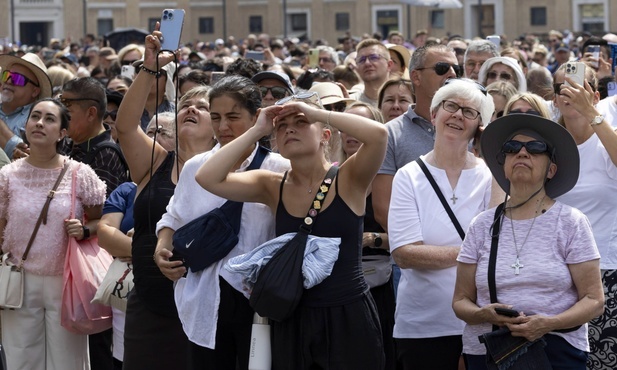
[246, 145, 270, 171]
[416, 158, 465, 240]
[20, 161, 70, 267]
[299, 165, 338, 234]
[488, 202, 505, 331]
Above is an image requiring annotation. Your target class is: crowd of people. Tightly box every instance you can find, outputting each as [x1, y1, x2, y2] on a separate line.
[0, 22, 616, 370]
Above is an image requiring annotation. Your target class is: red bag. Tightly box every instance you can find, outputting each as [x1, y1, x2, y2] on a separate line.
[60, 166, 113, 335]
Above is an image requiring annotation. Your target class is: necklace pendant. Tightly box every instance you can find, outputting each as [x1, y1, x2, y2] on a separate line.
[450, 194, 458, 204]
[308, 189, 312, 193]
[511, 257, 524, 275]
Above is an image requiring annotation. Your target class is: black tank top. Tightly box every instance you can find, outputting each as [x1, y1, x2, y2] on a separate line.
[131, 151, 178, 317]
[276, 172, 368, 307]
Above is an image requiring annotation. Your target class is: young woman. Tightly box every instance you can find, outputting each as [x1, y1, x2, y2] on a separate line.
[195, 92, 388, 369]
[0, 99, 106, 369]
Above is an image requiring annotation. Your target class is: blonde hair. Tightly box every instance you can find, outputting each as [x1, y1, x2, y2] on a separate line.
[504, 92, 551, 118]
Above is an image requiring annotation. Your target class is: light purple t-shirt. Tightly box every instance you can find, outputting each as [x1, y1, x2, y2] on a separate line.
[458, 201, 600, 354]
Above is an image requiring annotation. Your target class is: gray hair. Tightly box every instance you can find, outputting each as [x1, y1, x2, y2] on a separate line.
[464, 40, 499, 63]
[316, 45, 340, 65]
[409, 44, 453, 72]
[430, 78, 495, 126]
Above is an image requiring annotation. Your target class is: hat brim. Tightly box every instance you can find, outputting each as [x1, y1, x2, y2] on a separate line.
[480, 114, 580, 198]
[0, 54, 52, 99]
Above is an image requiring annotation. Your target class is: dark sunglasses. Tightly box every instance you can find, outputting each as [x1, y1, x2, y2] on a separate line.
[501, 140, 551, 155]
[487, 71, 513, 81]
[509, 109, 541, 116]
[104, 110, 118, 121]
[553, 83, 563, 95]
[59, 95, 100, 108]
[325, 102, 347, 112]
[417, 62, 463, 77]
[121, 59, 139, 66]
[260, 86, 290, 100]
[444, 78, 487, 95]
[1, 70, 39, 87]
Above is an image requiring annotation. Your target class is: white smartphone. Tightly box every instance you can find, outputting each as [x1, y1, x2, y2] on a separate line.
[565, 62, 586, 87]
[159, 9, 185, 52]
[308, 48, 319, 68]
[486, 35, 501, 50]
[121, 65, 135, 79]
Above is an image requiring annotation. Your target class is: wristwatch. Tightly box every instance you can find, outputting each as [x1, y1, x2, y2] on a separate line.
[373, 232, 383, 248]
[82, 226, 91, 239]
[590, 115, 604, 126]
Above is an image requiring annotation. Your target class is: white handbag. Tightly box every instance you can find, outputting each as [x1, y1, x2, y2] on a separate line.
[91, 258, 133, 312]
[0, 254, 24, 309]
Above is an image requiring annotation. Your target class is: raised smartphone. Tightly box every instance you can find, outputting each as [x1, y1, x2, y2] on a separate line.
[607, 81, 617, 97]
[121, 65, 135, 79]
[308, 48, 319, 68]
[486, 35, 501, 50]
[210, 71, 225, 85]
[587, 45, 601, 69]
[159, 9, 185, 52]
[246, 50, 265, 61]
[495, 307, 520, 318]
[564, 62, 586, 87]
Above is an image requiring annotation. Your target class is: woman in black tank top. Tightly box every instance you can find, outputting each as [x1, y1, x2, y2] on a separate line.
[196, 88, 388, 369]
[115, 29, 216, 370]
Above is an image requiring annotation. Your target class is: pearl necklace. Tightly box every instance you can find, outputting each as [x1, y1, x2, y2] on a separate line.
[508, 195, 545, 275]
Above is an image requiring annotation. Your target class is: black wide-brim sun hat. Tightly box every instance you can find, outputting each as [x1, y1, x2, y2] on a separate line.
[481, 114, 580, 198]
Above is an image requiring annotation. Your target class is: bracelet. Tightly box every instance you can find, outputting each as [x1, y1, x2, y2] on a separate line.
[326, 110, 332, 126]
[140, 66, 161, 77]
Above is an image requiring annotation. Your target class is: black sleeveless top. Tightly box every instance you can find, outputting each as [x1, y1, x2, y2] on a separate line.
[276, 172, 368, 307]
[131, 151, 178, 317]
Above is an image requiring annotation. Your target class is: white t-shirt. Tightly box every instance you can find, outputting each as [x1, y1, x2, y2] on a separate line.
[596, 96, 617, 129]
[388, 155, 492, 338]
[557, 134, 617, 269]
[156, 144, 290, 348]
[458, 202, 600, 354]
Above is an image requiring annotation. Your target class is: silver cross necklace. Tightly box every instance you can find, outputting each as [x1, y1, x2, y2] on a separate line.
[508, 195, 545, 275]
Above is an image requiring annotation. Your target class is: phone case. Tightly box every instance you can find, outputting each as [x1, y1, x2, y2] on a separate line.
[565, 62, 585, 87]
[495, 307, 519, 317]
[159, 9, 185, 52]
[121, 65, 135, 79]
[308, 49, 319, 68]
[487, 35, 500, 49]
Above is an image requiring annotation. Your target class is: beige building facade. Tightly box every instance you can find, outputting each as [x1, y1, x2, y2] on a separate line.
[1, 0, 615, 47]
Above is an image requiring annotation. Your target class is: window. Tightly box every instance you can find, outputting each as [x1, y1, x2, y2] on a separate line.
[580, 4, 605, 33]
[97, 19, 113, 36]
[148, 18, 158, 33]
[199, 17, 214, 34]
[431, 10, 445, 29]
[249, 16, 262, 33]
[530, 7, 546, 26]
[290, 13, 307, 32]
[336, 13, 350, 31]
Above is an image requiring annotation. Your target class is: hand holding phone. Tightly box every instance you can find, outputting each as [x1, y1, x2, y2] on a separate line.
[159, 9, 185, 52]
[565, 62, 586, 87]
[495, 307, 520, 318]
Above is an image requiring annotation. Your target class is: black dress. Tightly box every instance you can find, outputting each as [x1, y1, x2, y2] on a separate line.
[123, 151, 189, 370]
[270, 172, 385, 370]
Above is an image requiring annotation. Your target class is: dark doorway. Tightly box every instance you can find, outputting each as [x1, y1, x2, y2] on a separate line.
[20, 22, 49, 46]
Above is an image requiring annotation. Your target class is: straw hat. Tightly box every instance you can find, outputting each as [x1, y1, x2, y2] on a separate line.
[0, 53, 52, 99]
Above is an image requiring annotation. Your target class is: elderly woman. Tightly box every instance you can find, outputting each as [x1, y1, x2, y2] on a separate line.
[0, 98, 106, 369]
[552, 64, 617, 370]
[478, 56, 527, 92]
[453, 114, 604, 370]
[388, 78, 497, 369]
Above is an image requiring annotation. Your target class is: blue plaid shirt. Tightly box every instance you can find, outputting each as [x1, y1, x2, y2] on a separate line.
[0, 102, 32, 158]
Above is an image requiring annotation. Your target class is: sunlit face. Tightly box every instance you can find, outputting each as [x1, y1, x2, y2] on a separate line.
[274, 105, 329, 158]
[355, 45, 391, 83]
[107, 78, 129, 94]
[25, 101, 66, 148]
[509, 100, 535, 114]
[432, 97, 481, 142]
[1, 64, 41, 107]
[485, 63, 518, 89]
[503, 134, 555, 186]
[210, 95, 256, 146]
[388, 50, 405, 75]
[177, 94, 213, 142]
[380, 84, 413, 121]
[146, 116, 176, 151]
[464, 51, 493, 81]
[414, 49, 458, 100]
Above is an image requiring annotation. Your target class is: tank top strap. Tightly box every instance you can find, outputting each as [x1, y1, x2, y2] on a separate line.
[278, 170, 289, 200]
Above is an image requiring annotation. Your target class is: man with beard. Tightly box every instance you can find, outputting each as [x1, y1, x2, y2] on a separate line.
[0, 53, 52, 158]
[350, 39, 393, 107]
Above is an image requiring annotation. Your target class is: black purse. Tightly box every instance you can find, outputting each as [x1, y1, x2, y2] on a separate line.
[249, 166, 338, 322]
[172, 146, 269, 273]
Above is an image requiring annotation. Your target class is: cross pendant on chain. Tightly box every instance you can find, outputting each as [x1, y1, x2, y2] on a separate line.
[450, 195, 458, 204]
[511, 257, 524, 275]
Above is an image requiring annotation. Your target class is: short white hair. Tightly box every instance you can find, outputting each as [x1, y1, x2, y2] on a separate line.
[430, 78, 495, 126]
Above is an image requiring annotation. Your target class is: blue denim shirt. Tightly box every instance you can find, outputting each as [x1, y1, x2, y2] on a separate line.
[0, 102, 31, 158]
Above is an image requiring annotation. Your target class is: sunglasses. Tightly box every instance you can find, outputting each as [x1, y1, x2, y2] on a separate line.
[441, 100, 481, 120]
[444, 78, 487, 95]
[509, 108, 541, 116]
[417, 62, 463, 77]
[260, 86, 290, 100]
[553, 83, 563, 95]
[355, 53, 387, 65]
[1, 70, 39, 87]
[104, 110, 118, 121]
[59, 95, 100, 108]
[275, 91, 323, 108]
[121, 59, 139, 66]
[501, 140, 551, 155]
[325, 102, 347, 112]
[487, 71, 513, 81]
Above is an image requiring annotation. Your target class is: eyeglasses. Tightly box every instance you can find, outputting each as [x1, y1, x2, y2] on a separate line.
[121, 59, 139, 66]
[260, 86, 290, 100]
[553, 83, 563, 96]
[465, 60, 485, 70]
[355, 53, 387, 65]
[1, 70, 39, 87]
[444, 78, 487, 96]
[487, 71, 513, 81]
[509, 108, 541, 116]
[441, 100, 481, 120]
[104, 110, 118, 121]
[275, 91, 323, 108]
[319, 57, 334, 63]
[59, 95, 100, 108]
[324, 102, 347, 112]
[501, 140, 551, 155]
[416, 62, 463, 77]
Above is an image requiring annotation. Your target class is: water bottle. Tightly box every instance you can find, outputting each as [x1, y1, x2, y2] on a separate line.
[248, 313, 271, 370]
